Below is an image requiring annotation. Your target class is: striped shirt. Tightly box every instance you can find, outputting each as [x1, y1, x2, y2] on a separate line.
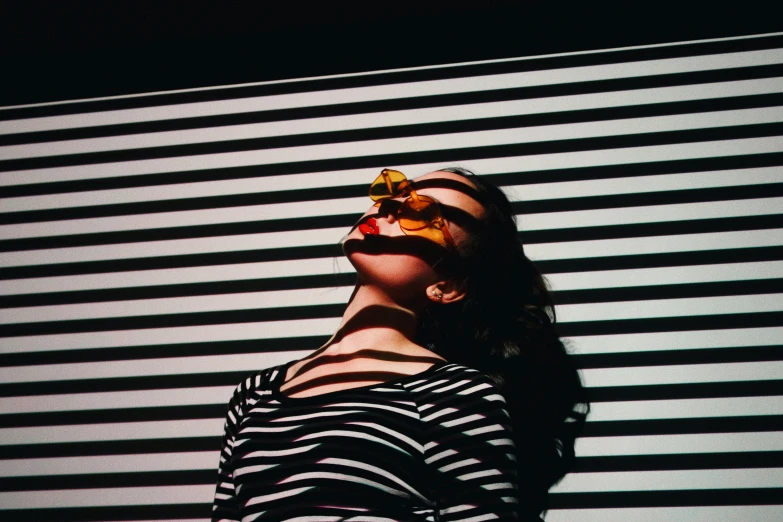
[213, 360, 519, 521]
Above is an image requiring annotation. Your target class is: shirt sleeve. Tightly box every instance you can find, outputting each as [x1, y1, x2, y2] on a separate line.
[419, 367, 519, 521]
[212, 381, 245, 522]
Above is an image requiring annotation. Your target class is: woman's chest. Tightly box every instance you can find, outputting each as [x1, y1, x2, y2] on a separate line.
[231, 392, 435, 505]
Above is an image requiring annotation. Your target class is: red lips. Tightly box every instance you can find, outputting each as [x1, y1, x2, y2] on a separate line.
[358, 217, 380, 236]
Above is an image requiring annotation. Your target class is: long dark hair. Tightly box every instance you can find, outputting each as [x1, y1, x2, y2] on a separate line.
[415, 167, 589, 519]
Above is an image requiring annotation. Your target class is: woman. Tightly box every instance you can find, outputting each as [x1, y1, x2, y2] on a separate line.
[212, 168, 588, 521]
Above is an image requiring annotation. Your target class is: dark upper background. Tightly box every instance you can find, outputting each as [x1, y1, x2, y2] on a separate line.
[1, 1, 781, 107]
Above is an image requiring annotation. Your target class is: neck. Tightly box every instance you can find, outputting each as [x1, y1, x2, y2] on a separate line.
[320, 283, 423, 355]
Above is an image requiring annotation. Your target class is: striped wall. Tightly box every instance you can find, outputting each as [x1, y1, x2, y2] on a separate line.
[1, 32, 782, 521]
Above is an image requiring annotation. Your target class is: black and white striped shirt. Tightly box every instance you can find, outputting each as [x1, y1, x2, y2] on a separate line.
[213, 360, 519, 521]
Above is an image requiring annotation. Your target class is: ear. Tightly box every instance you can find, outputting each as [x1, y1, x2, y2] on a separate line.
[426, 279, 466, 304]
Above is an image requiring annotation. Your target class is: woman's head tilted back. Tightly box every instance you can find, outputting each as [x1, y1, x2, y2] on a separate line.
[417, 167, 589, 518]
[344, 167, 589, 517]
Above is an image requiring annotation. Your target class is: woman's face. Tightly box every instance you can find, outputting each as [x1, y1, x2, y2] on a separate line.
[342, 170, 486, 301]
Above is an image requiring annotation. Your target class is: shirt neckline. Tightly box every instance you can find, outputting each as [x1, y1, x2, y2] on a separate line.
[270, 358, 453, 403]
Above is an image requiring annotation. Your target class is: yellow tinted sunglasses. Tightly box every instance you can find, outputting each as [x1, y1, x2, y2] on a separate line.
[369, 169, 458, 251]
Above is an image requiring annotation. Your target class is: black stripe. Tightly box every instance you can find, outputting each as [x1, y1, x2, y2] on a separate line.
[5, 33, 782, 121]
[0, 340, 779, 371]
[0, 504, 209, 521]
[576, 346, 783, 369]
[3, 274, 779, 312]
[1, 371, 779, 401]
[3, 208, 781, 255]
[2, 116, 781, 172]
[0, 470, 213, 492]
[560, 312, 783, 337]
[541, 245, 783, 274]
[0, 303, 346, 338]
[3, 398, 780, 434]
[1, 307, 781, 340]
[589, 380, 783, 402]
[5, 147, 782, 200]
[0, 244, 343, 279]
[0, 437, 219, 460]
[550, 488, 783, 508]
[0, 274, 356, 308]
[555, 279, 783, 305]
[4, 66, 783, 147]
[5, 174, 782, 227]
[2, 244, 781, 284]
[0, 336, 327, 368]
[581, 415, 783, 437]
[575, 451, 783, 472]
[5, 452, 781, 492]
[0, 371, 248, 397]
[0, 404, 225, 429]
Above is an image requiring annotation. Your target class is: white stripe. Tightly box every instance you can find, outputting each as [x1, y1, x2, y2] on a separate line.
[318, 457, 429, 500]
[0, 451, 217, 476]
[511, 165, 783, 203]
[527, 228, 783, 260]
[458, 469, 502, 481]
[279, 471, 409, 497]
[552, 468, 783, 492]
[439, 458, 481, 472]
[581, 360, 783, 387]
[558, 293, 783, 322]
[546, 506, 783, 522]
[442, 414, 486, 428]
[296, 430, 410, 455]
[233, 464, 279, 477]
[464, 425, 506, 437]
[5, 77, 782, 160]
[328, 402, 419, 419]
[566, 327, 783, 353]
[237, 425, 302, 433]
[1, 286, 353, 323]
[548, 261, 783, 291]
[588, 396, 783, 421]
[4, 47, 780, 135]
[0, 318, 339, 353]
[347, 422, 424, 453]
[521, 196, 783, 232]
[271, 410, 364, 422]
[241, 444, 320, 458]
[244, 486, 313, 507]
[0, 485, 215, 508]
[576, 432, 783, 456]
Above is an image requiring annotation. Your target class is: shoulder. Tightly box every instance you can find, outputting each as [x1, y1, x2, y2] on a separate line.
[225, 363, 285, 407]
[407, 362, 506, 405]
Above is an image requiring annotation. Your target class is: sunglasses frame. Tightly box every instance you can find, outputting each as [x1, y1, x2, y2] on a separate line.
[369, 169, 458, 252]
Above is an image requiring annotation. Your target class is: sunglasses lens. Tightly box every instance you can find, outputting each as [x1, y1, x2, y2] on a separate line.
[399, 195, 448, 245]
[370, 169, 409, 201]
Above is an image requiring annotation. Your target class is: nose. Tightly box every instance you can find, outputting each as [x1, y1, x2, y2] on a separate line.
[376, 199, 400, 224]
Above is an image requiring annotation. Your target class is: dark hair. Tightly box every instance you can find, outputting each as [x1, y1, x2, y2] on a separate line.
[415, 167, 589, 519]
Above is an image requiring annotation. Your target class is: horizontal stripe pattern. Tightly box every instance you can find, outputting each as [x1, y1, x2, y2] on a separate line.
[1, 31, 782, 521]
[212, 362, 517, 521]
